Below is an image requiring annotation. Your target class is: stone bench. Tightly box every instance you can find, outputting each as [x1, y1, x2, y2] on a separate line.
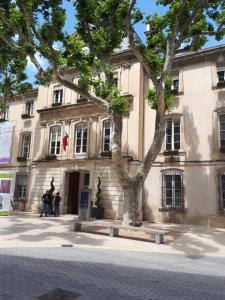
[74, 222, 168, 245]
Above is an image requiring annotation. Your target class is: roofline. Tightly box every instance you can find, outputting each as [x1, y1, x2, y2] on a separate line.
[111, 44, 225, 67]
[173, 44, 225, 64]
[14, 88, 38, 97]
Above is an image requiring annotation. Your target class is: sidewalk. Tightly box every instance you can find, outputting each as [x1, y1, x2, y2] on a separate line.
[0, 213, 225, 258]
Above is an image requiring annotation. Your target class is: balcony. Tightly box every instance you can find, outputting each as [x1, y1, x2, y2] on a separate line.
[217, 80, 225, 88]
[17, 157, 28, 162]
[21, 113, 34, 119]
[52, 102, 62, 108]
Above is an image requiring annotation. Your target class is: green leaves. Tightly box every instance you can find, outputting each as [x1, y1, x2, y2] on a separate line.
[0, 43, 32, 102]
[147, 77, 175, 112]
[75, 0, 129, 57]
[0, 0, 224, 117]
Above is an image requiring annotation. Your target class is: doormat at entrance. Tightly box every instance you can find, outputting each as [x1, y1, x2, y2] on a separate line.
[38, 288, 81, 300]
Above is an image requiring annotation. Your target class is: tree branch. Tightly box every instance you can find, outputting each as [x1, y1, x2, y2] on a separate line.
[53, 71, 109, 108]
[125, 1, 159, 88]
[135, 109, 166, 184]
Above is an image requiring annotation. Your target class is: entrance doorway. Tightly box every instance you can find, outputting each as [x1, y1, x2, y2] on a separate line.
[67, 172, 80, 214]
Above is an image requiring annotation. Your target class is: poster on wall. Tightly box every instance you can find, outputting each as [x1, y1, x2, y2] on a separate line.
[0, 172, 16, 211]
[0, 121, 13, 164]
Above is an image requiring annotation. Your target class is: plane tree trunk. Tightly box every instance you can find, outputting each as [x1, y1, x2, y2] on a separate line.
[111, 93, 166, 226]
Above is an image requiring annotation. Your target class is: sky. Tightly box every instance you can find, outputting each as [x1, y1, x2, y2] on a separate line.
[26, 0, 225, 84]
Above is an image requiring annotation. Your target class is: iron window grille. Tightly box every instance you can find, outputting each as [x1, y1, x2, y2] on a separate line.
[219, 114, 225, 149]
[218, 172, 225, 214]
[161, 170, 184, 212]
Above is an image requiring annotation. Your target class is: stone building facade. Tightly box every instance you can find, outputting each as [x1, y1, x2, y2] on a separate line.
[2, 45, 225, 227]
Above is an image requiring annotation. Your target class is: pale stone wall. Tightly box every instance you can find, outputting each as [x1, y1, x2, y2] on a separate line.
[28, 166, 61, 212]
[92, 162, 124, 219]
[143, 51, 225, 227]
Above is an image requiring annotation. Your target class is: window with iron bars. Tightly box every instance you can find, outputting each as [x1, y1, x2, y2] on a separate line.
[160, 170, 184, 212]
[218, 172, 225, 214]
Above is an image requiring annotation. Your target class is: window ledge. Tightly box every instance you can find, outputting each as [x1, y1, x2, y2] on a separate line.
[74, 154, 88, 159]
[21, 114, 34, 119]
[159, 150, 186, 157]
[0, 118, 7, 122]
[159, 207, 187, 213]
[216, 210, 225, 215]
[172, 90, 184, 96]
[45, 155, 57, 161]
[52, 102, 62, 107]
[212, 83, 225, 90]
[17, 157, 29, 162]
[100, 151, 112, 158]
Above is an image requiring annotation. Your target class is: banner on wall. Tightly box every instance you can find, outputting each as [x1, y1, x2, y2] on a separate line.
[0, 121, 13, 164]
[0, 171, 16, 211]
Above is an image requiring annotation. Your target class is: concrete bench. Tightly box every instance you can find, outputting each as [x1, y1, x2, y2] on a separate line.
[74, 222, 168, 245]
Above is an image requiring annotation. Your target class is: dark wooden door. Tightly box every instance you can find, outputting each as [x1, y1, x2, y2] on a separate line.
[68, 172, 80, 214]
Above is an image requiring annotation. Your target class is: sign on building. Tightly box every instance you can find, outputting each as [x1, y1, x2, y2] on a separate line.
[0, 171, 16, 212]
[0, 121, 13, 164]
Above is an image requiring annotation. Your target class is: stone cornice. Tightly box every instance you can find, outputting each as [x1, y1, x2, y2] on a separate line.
[37, 102, 107, 122]
[173, 45, 225, 67]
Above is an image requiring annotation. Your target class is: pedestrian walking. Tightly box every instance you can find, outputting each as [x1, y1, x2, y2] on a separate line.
[39, 191, 50, 217]
[54, 192, 61, 217]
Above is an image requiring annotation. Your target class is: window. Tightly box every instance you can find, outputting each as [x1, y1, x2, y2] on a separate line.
[83, 173, 90, 187]
[217, 67, 225, 82]
[219, 114, 225, 147]
[172, 78, 179, 92]
[165, 118, 180, 151]
[53, 88, 63, 104]
[16, 175, 27, 200]
[18, 185, 26, 199]
[162, 171, 184, 210]
[22, 134, 31, 159]
[25, 101, 34, 115]
[50, 126, 61, 155]
[1, 107, 9, 120]
[113, 74, 118, 87]
[219, 172, 225, 211]
[75, 123, 88, 155]
[103, 120, 112, 152]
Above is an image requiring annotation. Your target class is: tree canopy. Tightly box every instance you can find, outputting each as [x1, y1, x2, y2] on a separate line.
[0, 0, 225, 224]
[0, 0, 224, 113]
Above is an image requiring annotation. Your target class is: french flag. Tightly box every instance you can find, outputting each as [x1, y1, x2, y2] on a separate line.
[62, 127, 69, 152]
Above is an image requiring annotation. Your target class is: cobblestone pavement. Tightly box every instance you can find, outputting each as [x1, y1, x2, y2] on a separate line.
[1, 215, 225, 299]
[0, 247, 225, 300]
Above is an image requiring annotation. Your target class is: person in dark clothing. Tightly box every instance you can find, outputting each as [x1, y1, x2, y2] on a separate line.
[39, 191, 50, 217]
[54, 192, 61, 217]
